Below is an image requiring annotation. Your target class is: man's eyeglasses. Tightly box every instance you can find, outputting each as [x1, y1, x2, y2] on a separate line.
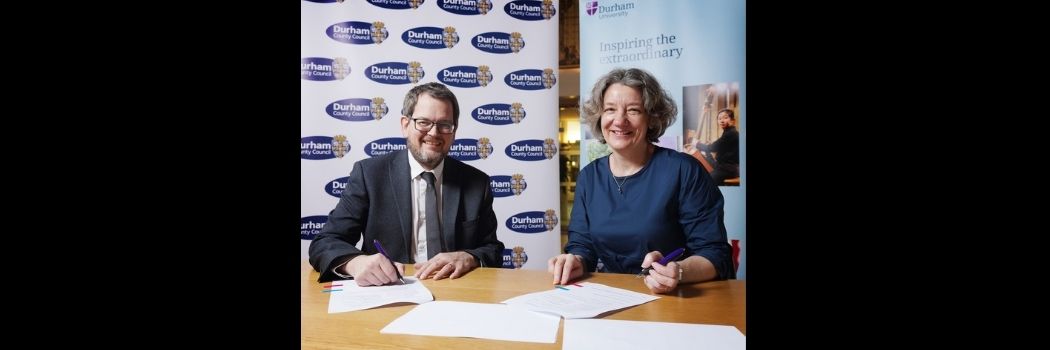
[411, 118, 456, 134]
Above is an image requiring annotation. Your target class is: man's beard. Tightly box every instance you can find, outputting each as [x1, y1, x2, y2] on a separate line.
[409, 137, 445, 169]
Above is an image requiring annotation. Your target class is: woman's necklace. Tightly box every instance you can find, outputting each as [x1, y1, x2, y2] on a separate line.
[611, 144, 654, 194]
[613, 175, 628, 194]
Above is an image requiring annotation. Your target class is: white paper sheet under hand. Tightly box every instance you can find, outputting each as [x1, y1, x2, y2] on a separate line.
[327, 277, 433, 314]
[501, 282, 659, 319]
[564, 319, 745, 350]
[380, 301, 560, 343]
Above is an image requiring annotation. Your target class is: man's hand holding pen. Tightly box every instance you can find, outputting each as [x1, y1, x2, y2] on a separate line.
[342, 254, 406, 287]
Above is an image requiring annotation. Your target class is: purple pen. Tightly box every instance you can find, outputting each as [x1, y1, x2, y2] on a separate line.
[373, 239, 406, 284]
[637, 247, 685, 277]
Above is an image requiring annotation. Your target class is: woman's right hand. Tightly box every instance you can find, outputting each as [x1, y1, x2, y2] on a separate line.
[547, 254, 585, 285]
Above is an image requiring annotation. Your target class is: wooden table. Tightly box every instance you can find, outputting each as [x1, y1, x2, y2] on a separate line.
[301, 260, 745, 349]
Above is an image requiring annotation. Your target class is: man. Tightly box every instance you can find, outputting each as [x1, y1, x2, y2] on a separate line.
[309, 82, 504, 285]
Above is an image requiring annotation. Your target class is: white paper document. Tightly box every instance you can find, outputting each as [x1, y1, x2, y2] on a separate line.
[327, 277, 433, 314]
[380, 301, 561, 343]
[563, 319, 746, 350]
[501, 282, 659, 319]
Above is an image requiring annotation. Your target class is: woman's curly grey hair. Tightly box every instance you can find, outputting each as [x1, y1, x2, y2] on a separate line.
[581, 68, 677, 144]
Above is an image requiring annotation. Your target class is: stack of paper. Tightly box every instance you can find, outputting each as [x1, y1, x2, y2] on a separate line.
[563, 319, 746, 350]
[380, 301, 560, 343]
[501, 282, 659, 319]
[327, 277, 433, 314]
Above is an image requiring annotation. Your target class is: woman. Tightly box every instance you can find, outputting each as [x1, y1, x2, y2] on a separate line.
[548, 68, 734, 293]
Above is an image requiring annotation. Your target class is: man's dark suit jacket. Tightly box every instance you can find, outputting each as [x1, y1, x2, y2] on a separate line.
[309, 150, 504, 282]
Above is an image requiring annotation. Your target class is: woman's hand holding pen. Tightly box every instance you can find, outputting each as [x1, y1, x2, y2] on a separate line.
[345, 254, 405, 287]
[548, 254, 585, 285]
[641, 251, 681, 294]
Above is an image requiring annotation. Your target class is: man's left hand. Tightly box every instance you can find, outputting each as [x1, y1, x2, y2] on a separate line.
[414, 251, 478, 280]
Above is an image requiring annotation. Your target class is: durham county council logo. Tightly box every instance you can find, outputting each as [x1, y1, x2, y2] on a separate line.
[332, 135, 351, 158]
[512, 246, 528, 268]
[505, 69, 550, 90]
[438, 0, 492, 15]
[366, 0, 424, 10]
[325, 176, 350, 198]
[544, 209, 559, 231]
[543, 138, 557, 159]
[439, 65, 492, 88]
[301, 57, 350, 81]
[506, 139, 555, 161]
[511, 174, 526, 195]
[477, 65, 493, 87]
[504, 0, 555, 21]
[403, 27, 456, 49]
[477, 137, 492, 159]
[326, 98, 388, 122]
[301, 135, 351, 160]
[370, 98, 388, 120]
[300, 215, 328, 240]
[542, 68, 557, 89]
[443, 26, 460, 48]
[506, 210, 556, 233]
[510, 103, 525, 123]
[472, 103, 523, 126]
[372, 22, 389, 43]
[365, 137, 408, 157]
[332, 58, 350, 80]
[511, 32, 525, 53]
[472, 32, 523, 54]
[449, 138, 493, 161]
[490, 174, 527, 197]
[408, 61, 424, 83]
[502, 246, 528, 269]
[368, 61, 425, 85]
[326, 21, 387, 45]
